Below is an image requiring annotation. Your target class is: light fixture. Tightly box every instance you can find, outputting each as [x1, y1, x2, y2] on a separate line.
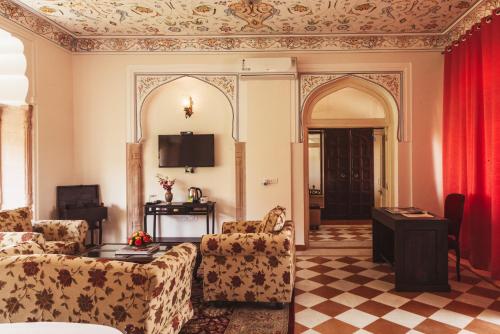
[0, 28, 28, 106]
[183, 96, 194, 118]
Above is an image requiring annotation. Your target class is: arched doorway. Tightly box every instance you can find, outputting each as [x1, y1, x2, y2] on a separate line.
[302, 76, 399, 248]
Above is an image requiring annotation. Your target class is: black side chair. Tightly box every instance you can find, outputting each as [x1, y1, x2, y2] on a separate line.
[445, 193, 466, 281]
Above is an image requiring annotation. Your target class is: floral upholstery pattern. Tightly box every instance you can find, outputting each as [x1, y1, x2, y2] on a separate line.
[0, 232, 46, 249]
[0, 241, 44, 256]
[0, 207, 33, 232]
[0, 243, 197, 334]
[201, 220, 295, 303]
[260, 206, 286, 233]
[33, 220, 88, 254]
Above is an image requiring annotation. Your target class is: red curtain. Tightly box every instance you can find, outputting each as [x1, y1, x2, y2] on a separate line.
[443, 10, 500, 278]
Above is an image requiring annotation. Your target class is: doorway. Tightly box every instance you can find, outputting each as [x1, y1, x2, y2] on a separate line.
[302, 76, 399, 250]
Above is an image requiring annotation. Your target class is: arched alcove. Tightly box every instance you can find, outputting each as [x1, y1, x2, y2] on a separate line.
[127, 76, 236, 235]
[302, 76, 399, 247]
[0, 28, 28, 106]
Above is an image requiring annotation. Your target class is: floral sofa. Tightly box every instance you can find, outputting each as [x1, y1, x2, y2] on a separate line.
[201, 206, 295, 304]
[0, 243, 197, 334]
[0, 207, 88, 255]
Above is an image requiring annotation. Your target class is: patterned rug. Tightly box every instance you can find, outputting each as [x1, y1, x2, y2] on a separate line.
[180, 279, 292, 334]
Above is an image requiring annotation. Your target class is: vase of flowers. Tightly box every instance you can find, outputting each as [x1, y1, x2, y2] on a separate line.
[157, 174, 176, 204]
[128, 230, 152, 248]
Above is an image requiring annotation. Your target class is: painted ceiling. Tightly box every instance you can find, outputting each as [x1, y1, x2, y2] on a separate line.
[14, 0, 480, 37]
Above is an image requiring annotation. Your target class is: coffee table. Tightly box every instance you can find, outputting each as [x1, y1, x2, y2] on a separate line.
[80, 238, 202, 275]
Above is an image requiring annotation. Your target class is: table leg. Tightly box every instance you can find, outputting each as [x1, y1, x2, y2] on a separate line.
[372, 219, 383, 263]
[153, 214, 157, 242]
[212, 206, 215, 234]
[99, 220, 103, 245]
[206, 212, 209, 234]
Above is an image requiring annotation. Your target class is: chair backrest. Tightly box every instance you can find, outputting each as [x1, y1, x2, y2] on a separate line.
[444, 193, 465, 238]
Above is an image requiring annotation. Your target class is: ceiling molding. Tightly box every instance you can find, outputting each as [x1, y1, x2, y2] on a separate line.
[0, 0, 496, 53]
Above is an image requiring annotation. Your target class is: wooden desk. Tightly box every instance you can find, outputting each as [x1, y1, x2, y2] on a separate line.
[144, 202, 216, 240]
[372, 208, 450, 292]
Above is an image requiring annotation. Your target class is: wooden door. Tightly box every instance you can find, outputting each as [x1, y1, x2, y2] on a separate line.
[323, 129, 374, 219]
[323, 129, 350, 219]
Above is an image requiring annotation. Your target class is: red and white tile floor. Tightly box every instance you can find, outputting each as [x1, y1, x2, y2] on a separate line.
[294, 255, 500, 333]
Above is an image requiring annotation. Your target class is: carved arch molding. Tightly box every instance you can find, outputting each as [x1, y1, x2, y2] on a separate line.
[299, 72, 404, 141]
[127, 73, 239, 232]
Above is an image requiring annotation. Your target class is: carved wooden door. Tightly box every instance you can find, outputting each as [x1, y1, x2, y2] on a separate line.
[323, 129, 374, 219]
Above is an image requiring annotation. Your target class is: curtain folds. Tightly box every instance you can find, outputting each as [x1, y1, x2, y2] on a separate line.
[443, 10, 500, 278]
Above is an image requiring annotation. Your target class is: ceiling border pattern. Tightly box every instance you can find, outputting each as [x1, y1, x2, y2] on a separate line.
[0, 0, 496, 53]
[0, 0, 74, 51]
[135, 73, 238, 142]
[299, 72, 403, 142]
[447, 0, 500, 41]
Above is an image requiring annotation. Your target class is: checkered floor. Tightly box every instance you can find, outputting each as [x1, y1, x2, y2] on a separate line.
[309, 225, 372, 242]
[294, 256, 500, 333]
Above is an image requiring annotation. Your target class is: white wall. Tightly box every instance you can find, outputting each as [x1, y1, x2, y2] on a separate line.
[141, 77, 235, 237]
[0, 17, 74, 219]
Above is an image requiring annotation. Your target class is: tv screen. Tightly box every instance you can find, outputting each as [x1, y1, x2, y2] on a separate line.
[159, 134, 214, 167]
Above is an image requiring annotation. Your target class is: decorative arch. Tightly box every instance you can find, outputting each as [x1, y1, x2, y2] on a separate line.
[127, 72, 240, 233]
[301, 75, 400, 248]
[134, 73, 239, 142]
[299, 72, 403, 141]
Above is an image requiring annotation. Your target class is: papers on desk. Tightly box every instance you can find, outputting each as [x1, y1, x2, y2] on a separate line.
[401, 213, 434, 218]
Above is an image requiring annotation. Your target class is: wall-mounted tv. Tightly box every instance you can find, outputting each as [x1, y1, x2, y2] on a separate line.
[159, 134, 214, 167]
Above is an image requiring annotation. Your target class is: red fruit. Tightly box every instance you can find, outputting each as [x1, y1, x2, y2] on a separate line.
[135, 238, 142, 246]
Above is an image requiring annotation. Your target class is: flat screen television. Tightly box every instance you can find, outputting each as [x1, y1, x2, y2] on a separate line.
[159, 134, 214, 167]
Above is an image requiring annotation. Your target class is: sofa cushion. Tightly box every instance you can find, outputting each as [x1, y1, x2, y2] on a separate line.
[260, 206, 286, 233]
[0, 207, 33, 232]
[0, 241, 44, 257]
[44, 241, 80, 255]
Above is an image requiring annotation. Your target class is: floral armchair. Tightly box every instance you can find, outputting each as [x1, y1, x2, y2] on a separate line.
[201, 212, 295, 304]
[0, 207, 88, 255]
[0, 243, 197, 334]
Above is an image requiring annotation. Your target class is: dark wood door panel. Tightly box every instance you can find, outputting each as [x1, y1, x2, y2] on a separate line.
[323, 128, 374, 220]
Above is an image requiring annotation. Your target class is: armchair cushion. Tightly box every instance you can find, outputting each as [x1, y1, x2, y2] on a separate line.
[260, 205, 286, 233]
[33, 220, 88, 253]
[222, 220, 262, 234]
[44, 241, 80, 255]
[0, 207, 32, 232]
[0, 231, 45, 249]
[0, 241, 44, 256]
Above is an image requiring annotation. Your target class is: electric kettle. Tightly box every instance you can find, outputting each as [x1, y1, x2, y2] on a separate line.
[188, 187, 203, 202]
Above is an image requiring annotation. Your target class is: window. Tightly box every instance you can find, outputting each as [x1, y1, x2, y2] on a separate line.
[0, 27, 31, 209]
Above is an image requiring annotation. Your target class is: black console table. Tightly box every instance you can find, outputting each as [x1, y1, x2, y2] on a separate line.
[143, 202, 216, 240]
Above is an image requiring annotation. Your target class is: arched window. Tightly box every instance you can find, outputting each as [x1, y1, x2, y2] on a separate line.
[0, 28, 28, 106]
[0, 28, 32, 210]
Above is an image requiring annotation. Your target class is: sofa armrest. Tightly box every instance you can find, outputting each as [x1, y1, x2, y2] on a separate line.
[0, 241, 44, 256]
[221, 220, 262, 234]
[144, 243, 197, 333]
[32, 220, 88, 244]
[201, 231, 292, 257]
[0, 231, 45, 249]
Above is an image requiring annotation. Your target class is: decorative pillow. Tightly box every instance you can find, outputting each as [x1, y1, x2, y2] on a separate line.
[260, 206, 286, 233]
[0, 207, 33, 232]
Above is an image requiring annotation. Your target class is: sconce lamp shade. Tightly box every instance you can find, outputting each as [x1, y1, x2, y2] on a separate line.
[0, 28, 28, 106]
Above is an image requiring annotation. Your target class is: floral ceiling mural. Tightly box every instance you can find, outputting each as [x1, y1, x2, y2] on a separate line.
[13, 0, 480, 36]
[0, 0, 497, 52]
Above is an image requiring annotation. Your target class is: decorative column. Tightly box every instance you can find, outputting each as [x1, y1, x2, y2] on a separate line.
[235, 142, 246, 221]
[24, 105, 33, 207]
[126, 143, 144, 233]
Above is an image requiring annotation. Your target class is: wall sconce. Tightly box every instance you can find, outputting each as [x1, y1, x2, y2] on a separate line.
[183, 96, 194, 118]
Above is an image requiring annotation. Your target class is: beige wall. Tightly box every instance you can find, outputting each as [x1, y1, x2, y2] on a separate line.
[0, 18, 74, 219]
[244, 78, 292, 220]
[141, 77, 235, 237]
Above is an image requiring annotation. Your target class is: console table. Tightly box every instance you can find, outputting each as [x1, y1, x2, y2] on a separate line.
[144, 202, 216, 240]
[372, 207, 450, 292]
